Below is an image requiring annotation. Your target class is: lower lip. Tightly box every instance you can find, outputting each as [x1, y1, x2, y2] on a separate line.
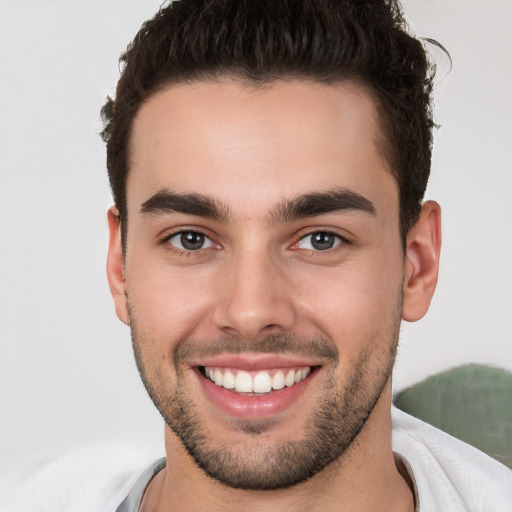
[196, 368, 318, 419]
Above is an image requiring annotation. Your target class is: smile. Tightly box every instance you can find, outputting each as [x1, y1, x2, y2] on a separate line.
[194, 356, 321, 419]
[201, 366, 312, 394]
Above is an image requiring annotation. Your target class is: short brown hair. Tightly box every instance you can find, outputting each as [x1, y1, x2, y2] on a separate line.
[101, 0, 436, 246]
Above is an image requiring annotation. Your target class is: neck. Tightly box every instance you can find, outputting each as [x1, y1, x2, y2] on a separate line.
[144, 386, 414, 512]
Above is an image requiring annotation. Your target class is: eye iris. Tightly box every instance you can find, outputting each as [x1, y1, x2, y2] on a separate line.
[311, 232, 335, 250]
[181, 232, 204, 250]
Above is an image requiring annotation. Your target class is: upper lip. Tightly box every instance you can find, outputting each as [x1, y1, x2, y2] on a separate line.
[188, 353, 322, 371]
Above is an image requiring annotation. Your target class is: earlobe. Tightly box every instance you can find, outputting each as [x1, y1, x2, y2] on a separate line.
[402, 201, 442, 322]
[106, 206, 130, 325]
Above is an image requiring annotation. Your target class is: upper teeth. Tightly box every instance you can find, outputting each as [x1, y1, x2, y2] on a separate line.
[203, 367, 311, 394]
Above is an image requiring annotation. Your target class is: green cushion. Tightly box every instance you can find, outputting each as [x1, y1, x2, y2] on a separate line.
[394, 364, 512, 468]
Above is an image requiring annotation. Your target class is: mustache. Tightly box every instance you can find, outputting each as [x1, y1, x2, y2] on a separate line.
[173, 333, 339, 366]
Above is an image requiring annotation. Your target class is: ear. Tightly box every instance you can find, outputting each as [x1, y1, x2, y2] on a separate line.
[402, 201, 442, 322]
[106, 206, 129, 325]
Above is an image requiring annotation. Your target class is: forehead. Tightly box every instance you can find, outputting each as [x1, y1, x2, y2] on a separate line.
[127, 79, 397, 218]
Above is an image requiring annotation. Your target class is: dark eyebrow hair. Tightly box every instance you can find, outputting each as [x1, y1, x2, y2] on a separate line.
[140, 187, 375, 224]
[140, 189, 230, 222]
[270, 188, 376, 223]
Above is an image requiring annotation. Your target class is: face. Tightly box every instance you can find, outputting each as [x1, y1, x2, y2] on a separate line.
[110, 79, 410, 490]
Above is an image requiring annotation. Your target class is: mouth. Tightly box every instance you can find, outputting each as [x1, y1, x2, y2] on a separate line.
[199, 365, 313, 395]
[193, 359, 321, 419]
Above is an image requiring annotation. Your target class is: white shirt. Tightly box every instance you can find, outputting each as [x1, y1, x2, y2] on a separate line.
[391, 407, 512, 511]
[1, 409, 511, 511]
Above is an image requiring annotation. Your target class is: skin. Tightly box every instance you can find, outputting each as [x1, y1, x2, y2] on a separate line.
[107, 79, 441, 511]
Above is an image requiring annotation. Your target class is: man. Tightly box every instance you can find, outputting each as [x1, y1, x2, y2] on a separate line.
[99, 0, 512, 510]
[2, 0, 511, 510]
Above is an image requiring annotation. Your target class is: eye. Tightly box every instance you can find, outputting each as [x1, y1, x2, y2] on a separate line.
[166, 231, 216, 251]
[297, 231, 343, 251]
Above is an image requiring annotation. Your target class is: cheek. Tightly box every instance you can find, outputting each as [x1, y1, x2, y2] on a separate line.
[294, 254, 403, 352]
[125, 259, 219, 342]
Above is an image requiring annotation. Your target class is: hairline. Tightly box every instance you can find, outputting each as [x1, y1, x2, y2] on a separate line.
[119, 73, 406, 253]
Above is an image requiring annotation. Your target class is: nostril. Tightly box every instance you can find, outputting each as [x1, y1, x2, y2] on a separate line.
[212, 295, 296, 341]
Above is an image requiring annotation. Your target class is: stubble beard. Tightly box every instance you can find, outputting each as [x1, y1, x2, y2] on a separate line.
[129, 307, 400, 491]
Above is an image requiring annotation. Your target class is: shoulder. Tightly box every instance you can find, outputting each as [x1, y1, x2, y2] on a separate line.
[0, 442, 164, 512]
[391, 407, 512, 512]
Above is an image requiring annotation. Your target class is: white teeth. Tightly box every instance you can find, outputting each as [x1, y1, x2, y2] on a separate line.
[253, 372, 272, 393]
[214, 369, 223, 386]
[235, 371, 254, 393]
[222, 370, 235, 390]
[204, 366, 312, 394]
[272, 370, 285, 390]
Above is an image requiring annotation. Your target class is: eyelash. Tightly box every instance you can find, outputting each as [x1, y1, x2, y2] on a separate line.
[160, 228, 349, 257]
[294, 231, 347, 252]
[160, 230, 218, 256]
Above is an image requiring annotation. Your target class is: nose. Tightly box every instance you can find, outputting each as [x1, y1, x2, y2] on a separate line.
[212, 248, 296, 340]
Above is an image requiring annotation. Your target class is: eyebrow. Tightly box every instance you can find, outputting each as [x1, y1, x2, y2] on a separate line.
[140, 189, 230, 222]
[270, 188, 376, 223]
[139, 187, 376, 224]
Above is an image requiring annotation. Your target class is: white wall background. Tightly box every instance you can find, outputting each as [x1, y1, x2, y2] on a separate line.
[0, 0, 510, 475]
